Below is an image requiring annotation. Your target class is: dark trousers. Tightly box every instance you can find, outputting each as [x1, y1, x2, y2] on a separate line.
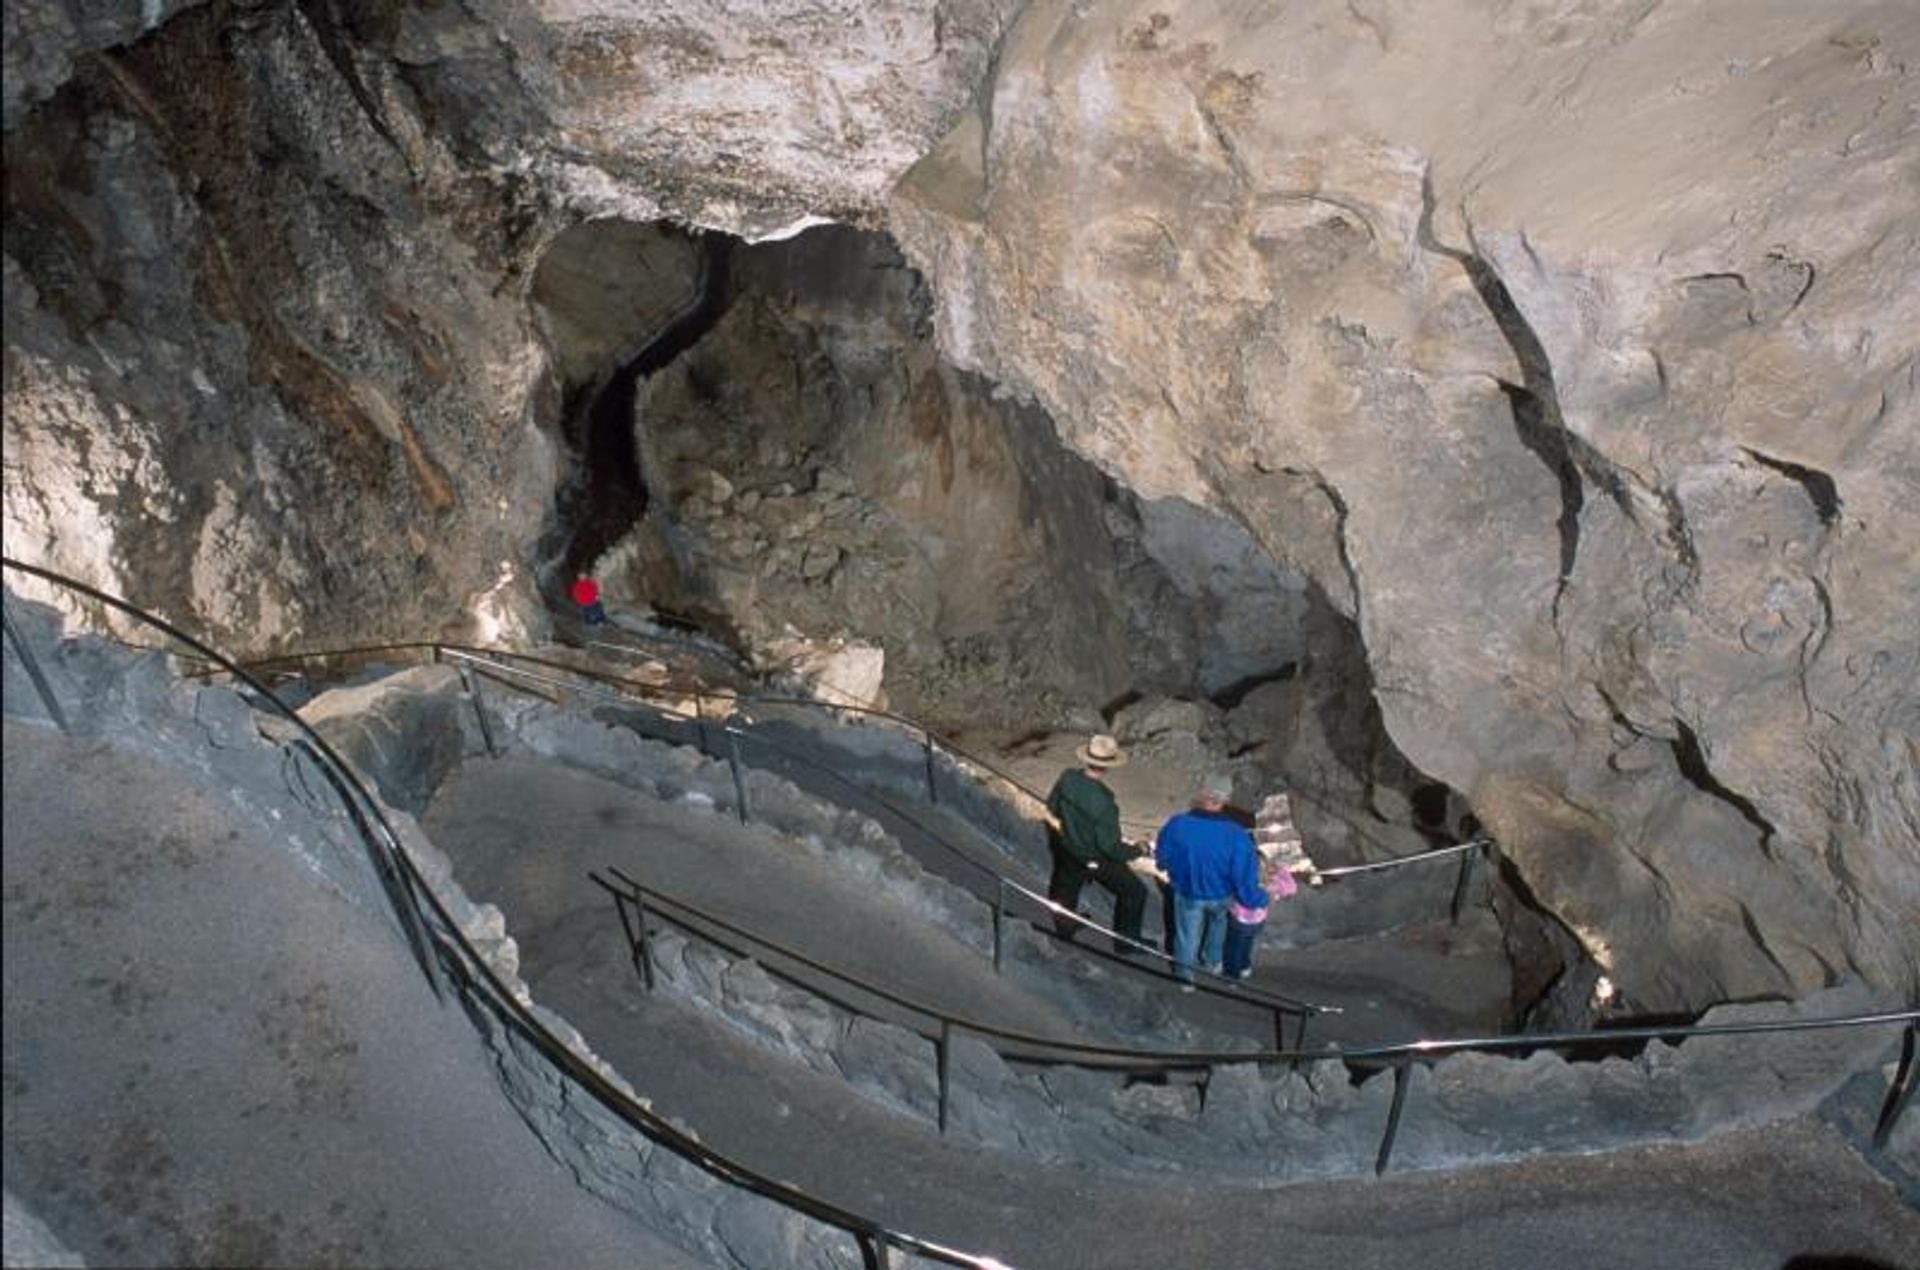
[1223, 917, 1264, 977]
[1047, 845, 1148, 952]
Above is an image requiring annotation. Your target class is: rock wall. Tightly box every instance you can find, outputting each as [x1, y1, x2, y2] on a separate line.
[890, 1, 1920, 1011]
[621, 225, 1153, 723]
[7, 0, 1915, 1014]
[3, 0, 1009, 651]
[3, 2, 557, 649]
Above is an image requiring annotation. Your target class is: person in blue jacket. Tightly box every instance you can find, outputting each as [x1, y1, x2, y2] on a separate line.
[1154, 773, 1266, 988]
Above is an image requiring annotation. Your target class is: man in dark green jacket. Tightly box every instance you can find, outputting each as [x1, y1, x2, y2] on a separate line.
[1045, 734, 1148, 953]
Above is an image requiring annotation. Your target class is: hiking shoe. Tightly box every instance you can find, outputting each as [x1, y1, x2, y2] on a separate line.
[1177, 982, 1196, 994]
[1231, 969, 1252, 981]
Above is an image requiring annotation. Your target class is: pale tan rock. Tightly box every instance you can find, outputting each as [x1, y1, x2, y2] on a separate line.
[894, 0, 1920, 1008]
[760, 636, 888, 712]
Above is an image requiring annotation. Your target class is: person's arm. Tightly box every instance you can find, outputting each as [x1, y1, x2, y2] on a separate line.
[1232, 840, 1267, 909]
[1094, 800, 1130, 864]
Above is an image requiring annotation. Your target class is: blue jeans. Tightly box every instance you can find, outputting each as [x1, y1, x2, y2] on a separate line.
[1223, 917, 1264, 977]
[1170, 895, 1229, 983]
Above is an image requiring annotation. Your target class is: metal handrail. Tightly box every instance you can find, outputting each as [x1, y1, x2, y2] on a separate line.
[127, 622, 1920, 1160]
[594, 867, 1918, 1174]
[203, 633, 1505, 900]
[594, 867, 1267, 1069]
[0, 558, 1009, 1270]
[1314, 838, 1489, 879]
[594, 866, 1920, 1069]
[431, 646, 1334, 1018]
[235, 630, 1499, 885]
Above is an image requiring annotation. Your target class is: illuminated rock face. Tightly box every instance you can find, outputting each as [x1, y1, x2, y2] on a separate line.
[890, 1, 1920, 1009]
[4, 0, 1916, 1009]
[1, 0, 1006, 648]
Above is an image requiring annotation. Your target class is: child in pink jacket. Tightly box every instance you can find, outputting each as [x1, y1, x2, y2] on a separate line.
[1223, 793, 1312, 979]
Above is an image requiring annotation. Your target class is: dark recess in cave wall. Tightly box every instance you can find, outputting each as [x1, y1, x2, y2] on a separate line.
[556, 231, 736, 584]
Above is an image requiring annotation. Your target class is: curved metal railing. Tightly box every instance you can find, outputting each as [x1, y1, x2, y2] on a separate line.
[588, 867, 1917, 1176]
[0, 558, 1011, 1270]
[593, 865, 1289, 1069]
[174, 634, 1343, 1019]
[436, 646, 1339, 1017]
[37, 584, 1912, 1175]
[184, 624, 1504, 888]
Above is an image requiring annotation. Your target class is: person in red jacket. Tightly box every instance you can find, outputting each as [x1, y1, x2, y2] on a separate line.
[570, 576, 607, 626]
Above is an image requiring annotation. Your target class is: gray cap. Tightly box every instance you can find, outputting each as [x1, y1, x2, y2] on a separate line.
[1201, 772, 1235, 802]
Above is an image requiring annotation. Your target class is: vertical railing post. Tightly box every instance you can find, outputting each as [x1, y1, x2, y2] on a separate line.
[456, 663, 498, 758]
[992, 880, 1006, 974]
[1449, 841, 1480, 925]
[1873, 1017, 1918, 1151]
[1374, 1062, 1412, 1176]
[726, 728, 751, 825]
[1290, 1011, 1311, 1073]
[937, 1019, 954, 1135]
[923, 731, 939, 805]
[1272, 1007, 1287, 1054]
[856, 1232, 891, 1270]
[1, 599, 70, 733]
[612, 884, 655, 992]
[694, 694, 712, 756]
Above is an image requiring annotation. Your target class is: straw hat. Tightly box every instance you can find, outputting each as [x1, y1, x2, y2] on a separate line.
[1075, 734, 1127, 768]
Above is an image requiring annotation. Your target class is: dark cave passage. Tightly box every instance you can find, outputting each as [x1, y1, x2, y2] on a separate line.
[554, 229, 737, 582]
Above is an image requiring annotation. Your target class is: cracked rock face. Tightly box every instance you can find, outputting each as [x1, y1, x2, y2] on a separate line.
[892, 0, 1920, 1010]
[2, 0, 1012, 650]
[4, 0, 1916, 1015]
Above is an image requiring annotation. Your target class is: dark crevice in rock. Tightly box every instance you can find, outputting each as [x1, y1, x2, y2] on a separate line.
[1281, 466, 1362, 619]
[1740, 447, 1843, 527]
[293, 0, 401, 155]
[1735, 902, 1799, 992]
[1654, 488, 1701, 586]
[1415, 173, 1581, 616]
[562, 231, 736, 580]
[1669, 718, 1778, 853]
[1206, 662, 1296, 711]
[1493, 379, 1584, 602]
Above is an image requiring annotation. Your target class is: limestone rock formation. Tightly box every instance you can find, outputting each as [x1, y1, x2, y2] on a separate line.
[892, 0, 1920, 1010]
[4, 0, 1010, 650]
[5, 0, 1916, 1018]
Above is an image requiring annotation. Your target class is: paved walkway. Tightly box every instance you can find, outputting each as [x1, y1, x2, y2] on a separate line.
[425, 755, 1159, 1049]
[2, 720, 702, 1270]
[423, 748, 1920, 1270]
[604, 707, 1513, 1047]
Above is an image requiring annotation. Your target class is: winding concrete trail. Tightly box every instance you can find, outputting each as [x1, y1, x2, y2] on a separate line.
[422, 748, 1920, 1270]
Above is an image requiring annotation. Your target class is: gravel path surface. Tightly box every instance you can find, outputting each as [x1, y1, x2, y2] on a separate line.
[3, 720, 703, 1270]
